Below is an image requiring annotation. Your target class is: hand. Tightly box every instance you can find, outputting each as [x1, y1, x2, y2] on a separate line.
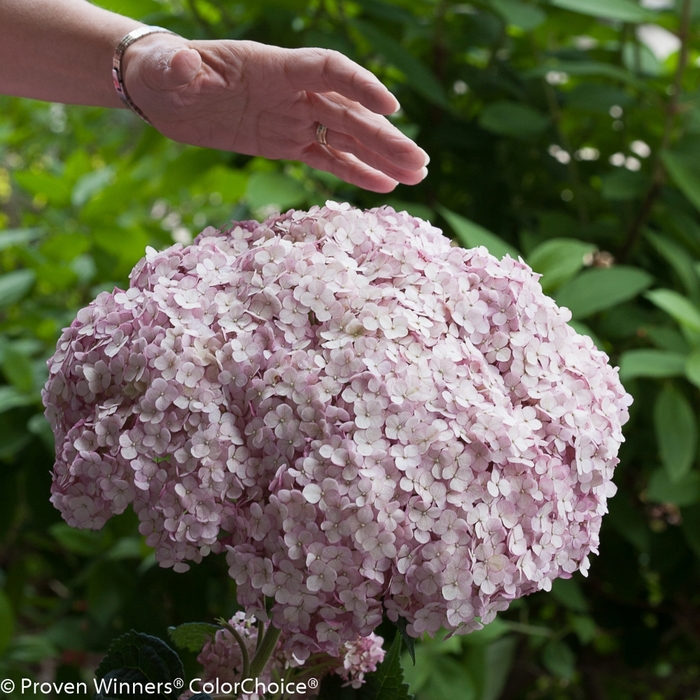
[123, 37, 430, 193]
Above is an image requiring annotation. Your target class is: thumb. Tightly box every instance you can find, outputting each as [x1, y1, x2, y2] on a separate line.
[159, 47, 202, 90]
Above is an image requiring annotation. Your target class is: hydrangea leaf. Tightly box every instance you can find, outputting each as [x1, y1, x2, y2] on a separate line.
[618, 349, 687, 382]
[168, 622, 220, 653]
[555, 266, 652, 319]
[647, 468, 700, 507]
[94, 630, 185, 700]
[542, 639, 576, 680]
[357, 634, 413, 700]
[351, 20, 449, 109]
[491, 0, 547, 30]
[653, 385, 697, 483]
[0, 269, 35, 308]
[479, 101, 550, 140]
[526, 238, 596, 293]
[646, 289, 700, 333]
[438, 205, 519, 259]
[549, 0, 654, 23]
[392, 616, 416, 665]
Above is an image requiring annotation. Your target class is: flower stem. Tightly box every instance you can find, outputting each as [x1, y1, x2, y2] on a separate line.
[248, 622, 282, 680]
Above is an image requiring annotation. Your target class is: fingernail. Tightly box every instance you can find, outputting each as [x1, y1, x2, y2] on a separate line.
[420, 166, 429, 180]
[421, 150, 430, 166]
[392, 96, 401, 113]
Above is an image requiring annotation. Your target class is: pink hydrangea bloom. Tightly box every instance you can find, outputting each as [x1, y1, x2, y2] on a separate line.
[44, 202, 631, 658]
[195, 613, 384, 694]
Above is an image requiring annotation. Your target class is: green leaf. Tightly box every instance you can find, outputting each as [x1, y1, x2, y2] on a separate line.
[491, 0, 547, 30]
[549, 0, 654, 23]
[600, 170, 647, 201]
[246, 172, 308, 212]
[618, 349, 687, 381]
[654, 385, 696, 483]
[358, 634, 412, 700]
[0, 386, 37, 413]
[662, 149, 700, 213]
[0, 228, 45, 251]
[479, 101, 550, 139]
[685, 349, 700, 388]
[95, 630, 185, 700]
[645, 231, 700, 301]
[681, 504, 700, 559]
[0, 269, 36, 308]
[565, 83, 633, 114]
[90, 0, 161, 18]
[555, 266, 653, 319]
[542, 639, 576, 680]
[526, 238, 596, 293]
[72, 167, 115, 207]
[352, 20, 448, 109]
[549, 578, 589, 613]
[523, 60, 640, 85]
[646, 289, 700, 333]
[392, 616, 416, 665]
[1, 344, 35, 393]
[49, 522, 108, 557]
[13, 170, 72, 207]
[168, 622, 220, 653]
[647, 468, 700, 506]
[438, 206, 519, 260]
[0, 589, 14, 656]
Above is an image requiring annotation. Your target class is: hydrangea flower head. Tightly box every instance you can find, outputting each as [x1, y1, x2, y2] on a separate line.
[44, 202, 631, 658]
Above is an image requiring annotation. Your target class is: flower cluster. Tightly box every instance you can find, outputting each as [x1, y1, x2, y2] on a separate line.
[44, 202, 631, 660]
[196, 613, 384, 694]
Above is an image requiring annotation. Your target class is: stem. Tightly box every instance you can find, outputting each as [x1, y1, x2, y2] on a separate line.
[619, 0, 693, 261]
[218, 619, 251, 681]
[248, 622, 282, 680]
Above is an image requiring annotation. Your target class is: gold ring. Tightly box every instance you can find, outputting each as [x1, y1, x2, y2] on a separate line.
[316, 123, 329, 147]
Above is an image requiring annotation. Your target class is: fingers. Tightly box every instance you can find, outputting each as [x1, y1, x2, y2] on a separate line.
[311, 95, 429, 173]
[319, 128, 427, 186]
[283, 48, 401, 116]
[301, 144, 400, 193]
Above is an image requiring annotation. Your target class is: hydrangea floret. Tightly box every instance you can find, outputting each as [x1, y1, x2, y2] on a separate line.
[44, 202, 631, 665]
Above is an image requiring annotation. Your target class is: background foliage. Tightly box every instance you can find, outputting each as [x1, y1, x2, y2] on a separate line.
[1, 0, 700, 698]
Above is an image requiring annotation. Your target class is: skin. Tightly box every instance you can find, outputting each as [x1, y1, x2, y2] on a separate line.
[0, 0, 429, 193]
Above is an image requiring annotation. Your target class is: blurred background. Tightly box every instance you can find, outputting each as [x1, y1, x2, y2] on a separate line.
[1, 0, 700, 698]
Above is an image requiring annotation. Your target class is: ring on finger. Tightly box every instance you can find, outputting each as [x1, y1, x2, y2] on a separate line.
[316, 123, 329, 147]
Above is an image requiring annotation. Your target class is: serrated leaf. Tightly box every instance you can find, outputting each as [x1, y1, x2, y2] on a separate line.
[555, 266, 653, 319]
[526, 238, 596, 293]
[550, 0, 654, 23]
[358, 634, 413, 700]
[0, 269, 36, 308]
[168, 622, 220, 653]
[479, 101, 550, 139]
[438, 206, 519, 260]
[392, 616, 415, 665]
[549, 578, 589, 613]
[352, 20, 448, 109]
[95, 630, 185, 700]
[654, 385, 696, 483]
[645, 231, 700, 301]
[646, 289, 700, 332]
[618, 349, 687, 381]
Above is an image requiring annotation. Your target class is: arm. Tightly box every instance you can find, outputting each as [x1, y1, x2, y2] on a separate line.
[0, 0, 429, 192]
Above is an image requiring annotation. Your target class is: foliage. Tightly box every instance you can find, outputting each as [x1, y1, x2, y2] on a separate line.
[1, 0, 700, 698]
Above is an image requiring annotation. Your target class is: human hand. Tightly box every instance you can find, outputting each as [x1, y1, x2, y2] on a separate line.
[122, 36, 429, 193]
